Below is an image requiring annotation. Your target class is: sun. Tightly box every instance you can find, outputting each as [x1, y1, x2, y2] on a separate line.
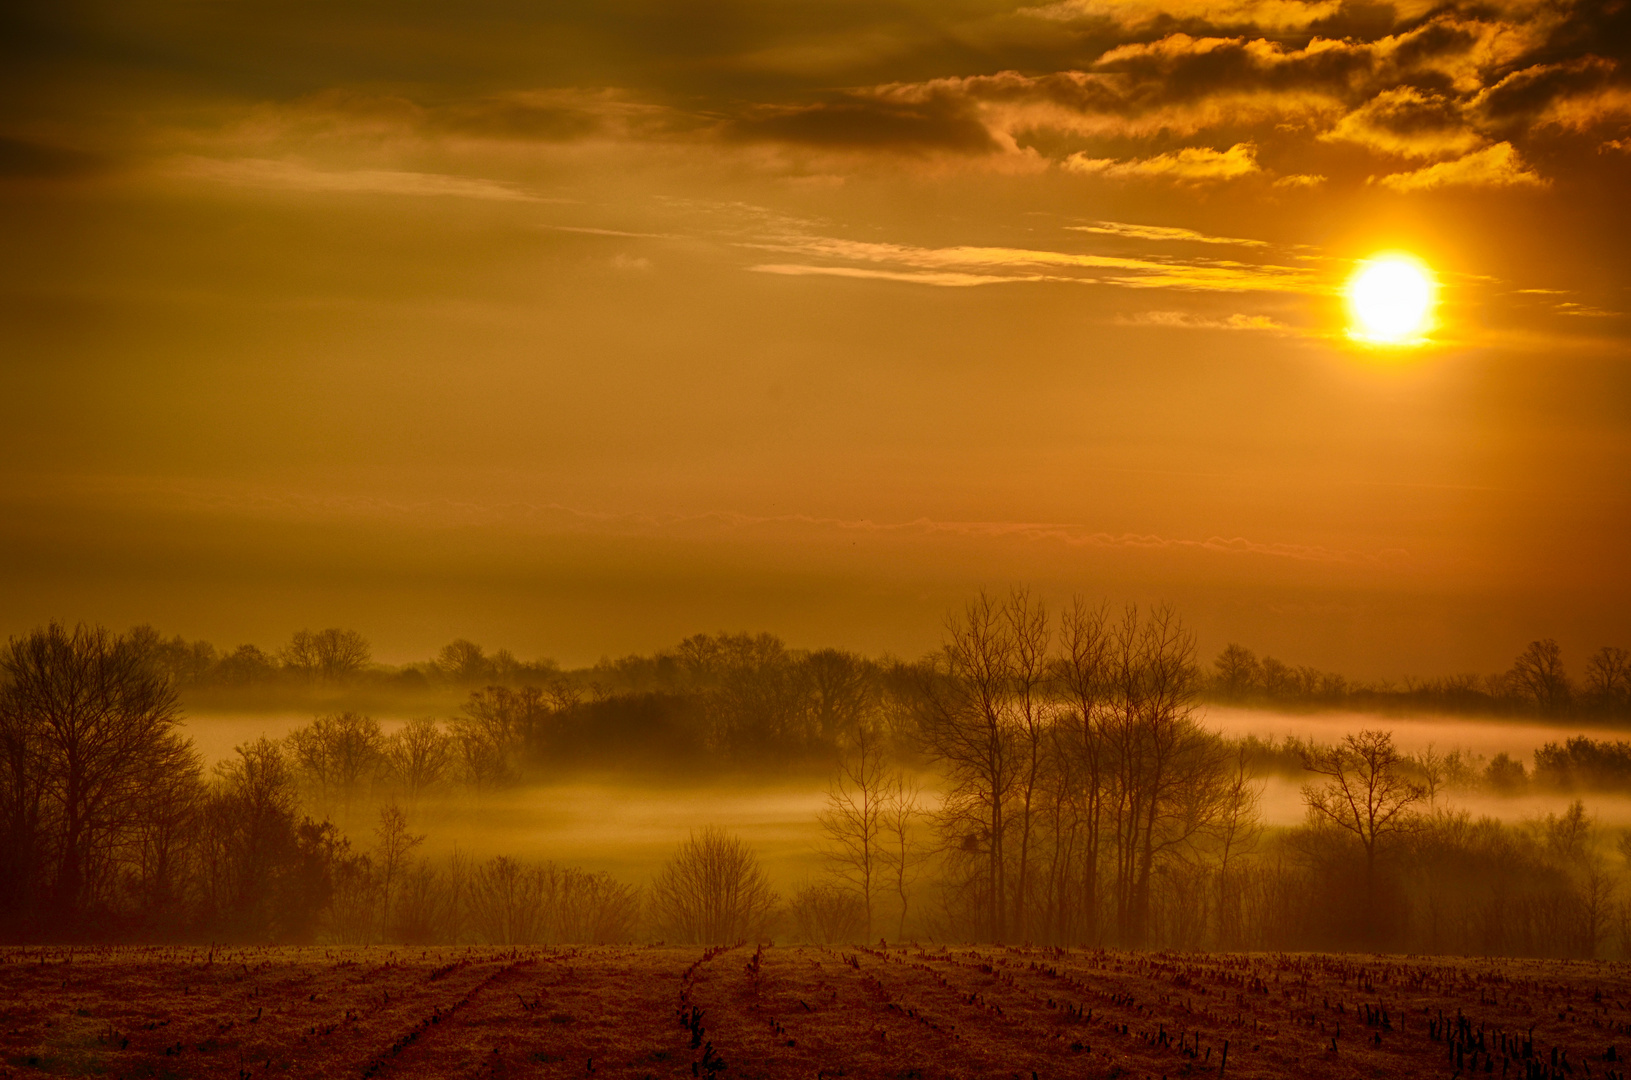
[1346, 254, 1437, 345]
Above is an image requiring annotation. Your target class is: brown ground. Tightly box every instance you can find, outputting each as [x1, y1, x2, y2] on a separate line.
[2, 942, 1627, 1079]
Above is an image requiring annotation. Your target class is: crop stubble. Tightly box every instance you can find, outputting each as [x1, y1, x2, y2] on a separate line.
[2, 943, 1627, 1078]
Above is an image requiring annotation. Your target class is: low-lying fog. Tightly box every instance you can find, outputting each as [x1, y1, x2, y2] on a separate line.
[175, 702, 1631, 890]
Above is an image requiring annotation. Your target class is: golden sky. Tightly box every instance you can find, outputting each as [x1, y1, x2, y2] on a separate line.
[1, 0, 1628, 674]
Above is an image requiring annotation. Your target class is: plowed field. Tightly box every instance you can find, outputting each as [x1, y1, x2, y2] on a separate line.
[3, 944, 1627, 1079]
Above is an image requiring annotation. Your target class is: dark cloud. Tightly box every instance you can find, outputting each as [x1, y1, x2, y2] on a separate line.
[726, 91, 1003, 153]
[1477, 56, 1620, 123]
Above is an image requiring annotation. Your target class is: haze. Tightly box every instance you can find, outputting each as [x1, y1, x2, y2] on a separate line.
[3, 0, 1630, 674]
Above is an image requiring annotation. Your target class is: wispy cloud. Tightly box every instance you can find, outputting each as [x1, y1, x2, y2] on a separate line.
[740, 233, 1324, 292]
[1115, 310, 1292, 331]
[172, 156, 546, 201]
[746, 264, 1036, 287]
[1070, 221, 1268, 246]
[1063, 143, 1260, 181]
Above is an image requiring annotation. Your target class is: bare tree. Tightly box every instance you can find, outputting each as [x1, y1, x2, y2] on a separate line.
[437, 639, 491, 684]
[805, 649, 878, 747]
[650, 826, 778, 943]
[374, 804, 425, 941]
[880, 772, 925, 939]
[467, 856, 543, 944]
[916, 590, 1017, 941]
[286, 712, 385, 820]
[1105, 605, 1213, 946]
[1586, 647, 1631, 713]
[280, 628, 371, 682]
[451, 685, 549, 788]
[1415, 743, 1447, 808]
[818, 723, 888, 938]
[1055, 597, 1111, 944]
[1211, 745, 1263, 948]
[1005, 588, 1050, 942]
[1301, 729, 1425, 940]
[1508, 639, 1572, 715]
[1212, 644, 1259, 701]
[539, 863, 643, 943]
[383, 718, 454, 802]
[0, 623, 197, 932]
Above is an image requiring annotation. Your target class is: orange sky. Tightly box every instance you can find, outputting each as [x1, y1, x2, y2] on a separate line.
[1, 0, 1628, 676]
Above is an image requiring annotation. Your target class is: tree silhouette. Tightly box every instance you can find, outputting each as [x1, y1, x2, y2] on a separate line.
[650, 827, 778, 943]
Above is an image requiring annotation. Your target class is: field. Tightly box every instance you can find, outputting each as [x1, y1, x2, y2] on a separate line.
[5, 945, 1629, 1080]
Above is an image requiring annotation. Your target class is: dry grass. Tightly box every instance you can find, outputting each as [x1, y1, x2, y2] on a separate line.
[3, 942, 1629, 1078]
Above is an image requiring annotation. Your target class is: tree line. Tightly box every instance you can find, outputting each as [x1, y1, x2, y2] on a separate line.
[1212, 638, 1631, 718]
[8, 610, 1631, 956]
[138, 618, 1631, 726]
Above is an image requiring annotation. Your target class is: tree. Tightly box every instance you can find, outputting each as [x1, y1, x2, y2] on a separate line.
[650, 826, 778, 943]
[1485, 752, 1528, 794]
[383, 718, 454, 802]
[1104, 605, 1216, 947]
[880, 772, 925, 940]
[437, 639, 491, 684]
[1546, 800, 1614, 957]
[286, 713, 385, 820]
[818, 724, 888, 938]
[373, 804, 424, 941]
[1508, 639, 1571, 715]
[215, 644, 277, 685]
[1211, 745, 1263, 948]
[1585, 647, 1631, 714]
[451, 686, 549, 788]
[1055, 597, 1111, 944]
[804, 649, 878, 747]
[197, 737, 341, 942]
[915, 590, 1018, 941]
[1301, 729, 1425, 941]
[1004, 587, 1050, 942]
[0, 623, 199, 935]
[1213, 644, 1259, 701]
[280, 628, 371, 682]
[467, 856, 544, 944]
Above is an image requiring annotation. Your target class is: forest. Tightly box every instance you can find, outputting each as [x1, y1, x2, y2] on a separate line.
[3, 597, 1631, 959]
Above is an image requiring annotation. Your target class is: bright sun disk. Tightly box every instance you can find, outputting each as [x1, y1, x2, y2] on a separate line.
[1347, 254, 1436, 344]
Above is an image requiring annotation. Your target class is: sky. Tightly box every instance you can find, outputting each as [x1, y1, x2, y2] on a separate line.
[0, 0, 1628, 675]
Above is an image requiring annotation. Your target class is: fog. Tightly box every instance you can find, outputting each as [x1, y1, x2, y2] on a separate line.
[173, 698, 1631, 872]
[9, 615, 1631, 955]
[1200, 704, 1631, 762]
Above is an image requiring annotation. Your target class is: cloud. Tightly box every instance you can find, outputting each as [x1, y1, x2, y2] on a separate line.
[1116, 310, 1291, 331]
[1554, 301, 1618, 317]
[1063, 142, 1259, 180]
[724, 92, 1002, 155]
[1070, 221, 1268, 245]
[747, 264, 1043, 287]
[1475, 57, 1623, 128]
[1025, 0, 1344, 33]
[1374, 141, 1548, 191]
[1273, 173, 1327, 187]
[740, 232, 1325, 292]
[1321, 87, 1485, 159]
[172, 156, 544, 201]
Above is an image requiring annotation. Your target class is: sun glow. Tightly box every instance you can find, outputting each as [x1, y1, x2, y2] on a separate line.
[1347, 254, 1437, 345]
